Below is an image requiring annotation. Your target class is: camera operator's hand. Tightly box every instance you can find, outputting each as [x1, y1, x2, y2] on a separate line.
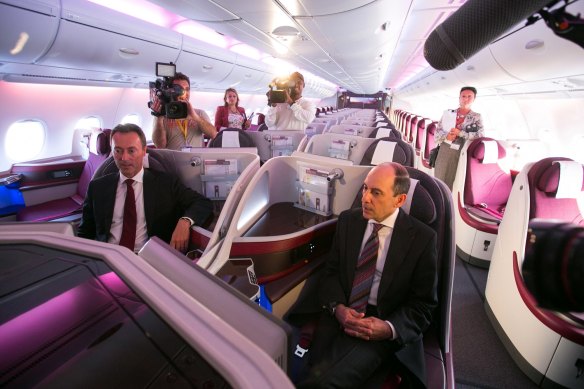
[148, 90, 163, 116]
[285, 89, 294, 105]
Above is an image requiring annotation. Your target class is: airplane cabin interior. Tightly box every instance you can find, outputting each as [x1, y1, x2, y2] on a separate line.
[1, 0, 583, 388]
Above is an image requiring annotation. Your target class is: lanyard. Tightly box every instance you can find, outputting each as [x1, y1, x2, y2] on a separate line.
[177, 119, 189, 142]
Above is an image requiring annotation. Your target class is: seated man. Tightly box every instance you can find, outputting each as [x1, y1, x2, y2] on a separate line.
[296, 162, 438, 388]
[78, 123, 212, 253]
[265, 71, 316, 131]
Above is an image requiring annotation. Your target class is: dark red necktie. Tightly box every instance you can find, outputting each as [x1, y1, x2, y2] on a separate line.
[119, 179, 136, 251]
[348, 223, 384, 312]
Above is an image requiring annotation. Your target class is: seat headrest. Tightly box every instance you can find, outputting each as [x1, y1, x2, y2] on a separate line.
[89, 129, 111, 156]
[402, 179, 436, 224]
[471, 139, 505, 162]
[536, 160, 584, 197]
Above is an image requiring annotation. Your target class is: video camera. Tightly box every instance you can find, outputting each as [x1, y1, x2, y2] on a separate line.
[267, 77, 297, 105]
[523, 219, 584, 313]
[148, 62, 188, 119]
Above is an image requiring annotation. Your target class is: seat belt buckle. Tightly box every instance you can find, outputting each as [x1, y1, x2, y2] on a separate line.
[294, 344, 309, 358]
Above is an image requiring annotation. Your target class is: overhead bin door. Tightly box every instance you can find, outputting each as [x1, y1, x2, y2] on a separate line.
[36, 0, 181, 76]
[0, 0, 60, 64]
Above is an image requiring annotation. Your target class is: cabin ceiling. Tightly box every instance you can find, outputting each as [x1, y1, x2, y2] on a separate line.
[148, 0, 464, 94]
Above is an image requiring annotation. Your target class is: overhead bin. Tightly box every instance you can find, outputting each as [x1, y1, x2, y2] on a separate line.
[489, 15, 584, 82]
[0, 0, 60, 64]
[174, 38, 236, 90]
[35, 0, 181, 77]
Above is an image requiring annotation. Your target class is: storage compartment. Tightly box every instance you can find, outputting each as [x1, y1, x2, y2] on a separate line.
[0, 0, 60, 64]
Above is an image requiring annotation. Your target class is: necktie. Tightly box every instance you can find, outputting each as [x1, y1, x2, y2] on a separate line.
[348, 223, 384, 312]
[119, 179, 136, 251]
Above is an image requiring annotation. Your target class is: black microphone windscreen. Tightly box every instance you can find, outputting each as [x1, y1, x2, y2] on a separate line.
[424, 0, 553, 71]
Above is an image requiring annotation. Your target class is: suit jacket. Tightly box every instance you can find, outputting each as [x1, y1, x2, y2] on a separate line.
[77, 169, 213, 245]
[318, 208, 438, 387]
[214, 105, 246, 131]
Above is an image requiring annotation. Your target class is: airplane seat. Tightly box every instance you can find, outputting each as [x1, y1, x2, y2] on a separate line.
[408, 116, 419, 146]
[414, 118, 428, 169]
[419, 121, 438, 175]
[198, 154, 370, 318]
[374, 166, 455, 389]
[287, 167, 455, 389]
[454, 138, 512, 268]
[359, 138, 415, 167]
[247, 130, 309, 163]
[304, 122, 326, 137]
[485, 157, 584, 389]
[303, 133, 376, 164]
[369, 126, 402, 140]
[16, 129, 112, 222]
[208, 128, 256, 148]
[94, 147, 260, 255]
[327, 124, 377, 138]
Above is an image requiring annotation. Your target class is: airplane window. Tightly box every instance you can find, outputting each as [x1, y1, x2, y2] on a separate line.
[121, 113, 141, 126]
[4, 120, 46, 162]
[75, 116, 102, 130]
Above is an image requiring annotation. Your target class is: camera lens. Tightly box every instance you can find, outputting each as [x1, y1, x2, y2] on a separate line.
[523, 220, 584, 312]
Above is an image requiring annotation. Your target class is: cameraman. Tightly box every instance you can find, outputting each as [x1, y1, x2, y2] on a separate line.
[152, 72, 217, 150]
[265, 71, 316, 131]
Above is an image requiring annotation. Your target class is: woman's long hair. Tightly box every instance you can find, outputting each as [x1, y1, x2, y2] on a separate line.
[223, 88, 240, 107]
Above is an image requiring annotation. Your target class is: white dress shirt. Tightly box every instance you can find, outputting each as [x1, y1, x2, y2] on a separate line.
[265, 97, 316, 131]
[108, 169, 148, 252]
[360, 208, 400, 339]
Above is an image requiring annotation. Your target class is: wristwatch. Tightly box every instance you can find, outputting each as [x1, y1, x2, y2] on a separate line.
[323, 301, 338, 317]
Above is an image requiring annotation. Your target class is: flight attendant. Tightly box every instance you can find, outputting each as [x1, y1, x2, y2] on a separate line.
[434, 86, 484, 190]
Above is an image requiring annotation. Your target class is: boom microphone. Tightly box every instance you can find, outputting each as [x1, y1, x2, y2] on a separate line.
[423, 0, 554, 71]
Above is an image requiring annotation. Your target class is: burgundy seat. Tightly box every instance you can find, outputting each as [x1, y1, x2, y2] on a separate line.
[484, 157, 583, 388]
[528, 157, 584, 223]
[414, 118, 428, 158]
[408, 116, 419, 144]
[463, 138, 512, 223]
[421, 122, 437, 169]
[16, 129, 111, 222]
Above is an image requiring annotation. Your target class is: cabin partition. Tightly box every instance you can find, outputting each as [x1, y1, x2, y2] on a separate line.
[197, 153, 369, 319]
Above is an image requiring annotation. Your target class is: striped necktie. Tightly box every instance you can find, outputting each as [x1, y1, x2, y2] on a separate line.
[348, 223, 384, 312]
[119, 179, 136, 251]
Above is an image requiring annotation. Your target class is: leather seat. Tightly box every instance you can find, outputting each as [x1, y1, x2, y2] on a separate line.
[16, 129, 111, 222]
[485, 157, 584, 389]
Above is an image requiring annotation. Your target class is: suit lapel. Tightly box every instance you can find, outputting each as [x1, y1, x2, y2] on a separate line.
[345, 212, 368, 283]
[143, 170, 154, 234]
[103, 174, 119, 232]
[377, 211, 415, 297]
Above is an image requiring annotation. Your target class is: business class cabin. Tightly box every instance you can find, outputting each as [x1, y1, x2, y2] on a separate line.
[1, 0, 584, 388]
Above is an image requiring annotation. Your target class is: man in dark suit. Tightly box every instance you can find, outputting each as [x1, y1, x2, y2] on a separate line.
[297, 162, 438, 388]
[78, 123, 212, 253]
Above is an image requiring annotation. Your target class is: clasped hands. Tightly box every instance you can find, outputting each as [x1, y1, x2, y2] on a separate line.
[446, 127, 460, 142]
[335, 304, 393, 341]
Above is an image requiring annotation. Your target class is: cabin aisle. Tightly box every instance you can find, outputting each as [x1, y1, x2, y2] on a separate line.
[452, 257, 539, 389]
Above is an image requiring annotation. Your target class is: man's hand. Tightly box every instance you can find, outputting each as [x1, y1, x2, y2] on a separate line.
[335, 304, 393, 341]
[186, 101, 199, 121]
[170, 218, 191, 253]
[285, 89, 294, 105]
